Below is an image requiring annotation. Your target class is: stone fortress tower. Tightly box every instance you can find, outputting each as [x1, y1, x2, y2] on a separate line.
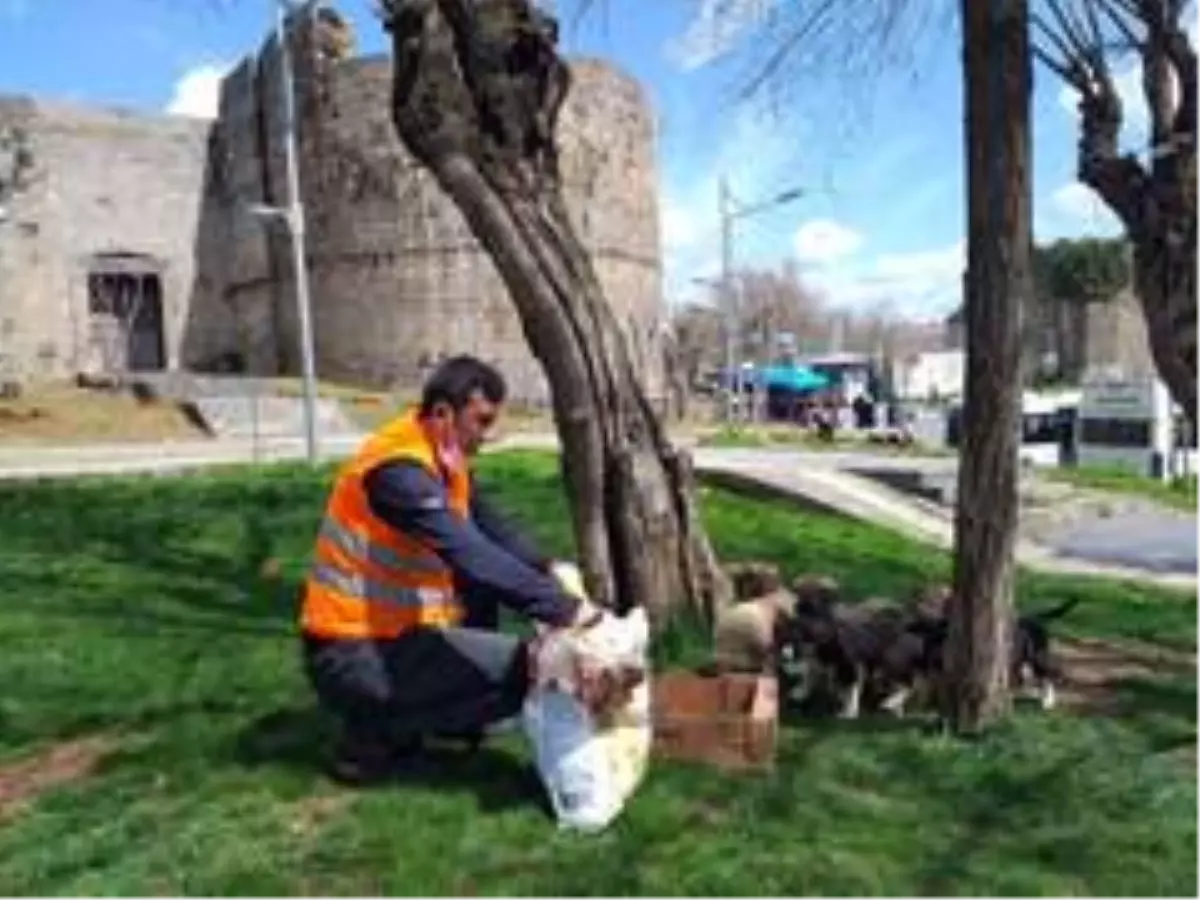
[0, 2, 666, 406]
[184, 2, 667, 404]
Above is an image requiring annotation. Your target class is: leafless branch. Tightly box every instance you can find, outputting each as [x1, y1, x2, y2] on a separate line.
[1032, 12, 1092, 89]
[737, 0, 838, 102]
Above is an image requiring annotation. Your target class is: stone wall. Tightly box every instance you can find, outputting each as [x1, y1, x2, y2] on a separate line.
[0, 1, 666, 406]
[0, 96, 212, 380]
[1082, 287, 1155, 377]
[183, 4, 666, 404]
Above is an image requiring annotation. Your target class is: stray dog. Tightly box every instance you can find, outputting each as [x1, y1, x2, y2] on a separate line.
[902, 591, 1079, 710]
[775, 578, 926, 718]
[709, 561, 799, 675]
[1011, 597, 1079, 709]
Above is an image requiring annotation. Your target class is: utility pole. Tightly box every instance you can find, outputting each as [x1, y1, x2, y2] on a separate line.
[278, 0, 319, 464]
[250, 1, 320, 464]
[719, 176, 736, 422]
[718, 176, 807, 423]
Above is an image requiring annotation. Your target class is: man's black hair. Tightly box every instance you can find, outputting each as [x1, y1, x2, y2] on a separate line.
[420, 355, 507, 414]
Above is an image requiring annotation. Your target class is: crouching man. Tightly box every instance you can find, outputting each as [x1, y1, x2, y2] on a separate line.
[299, 355, 593, 784]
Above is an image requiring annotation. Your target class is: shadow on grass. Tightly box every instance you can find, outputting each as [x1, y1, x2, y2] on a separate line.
[232, 706, 550, 816]
[1108, 676, 1198, 756]
[914, 747, 1096, 895]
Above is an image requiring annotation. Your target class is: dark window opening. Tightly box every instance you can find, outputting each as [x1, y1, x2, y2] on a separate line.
[1079, 418, 1153, 447]
[86, 268, 166, 372]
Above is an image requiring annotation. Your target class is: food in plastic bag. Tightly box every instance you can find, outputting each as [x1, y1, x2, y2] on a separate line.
[523, 566, 652, 832]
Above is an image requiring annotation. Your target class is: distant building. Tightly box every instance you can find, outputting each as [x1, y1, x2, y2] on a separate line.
[892, 349, 965, 402]
[943, 285, 1154, 385]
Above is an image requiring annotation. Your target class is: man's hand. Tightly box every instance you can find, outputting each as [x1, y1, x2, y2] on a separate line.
[549, 560, 605, 631]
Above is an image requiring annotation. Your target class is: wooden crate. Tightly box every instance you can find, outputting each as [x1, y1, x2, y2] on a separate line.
[651, 670, 778, 772]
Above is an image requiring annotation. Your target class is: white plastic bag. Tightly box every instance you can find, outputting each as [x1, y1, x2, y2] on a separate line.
[522, 597, 652, 833]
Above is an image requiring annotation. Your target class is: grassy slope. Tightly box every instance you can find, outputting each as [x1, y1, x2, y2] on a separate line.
[0, 452, 1192, 896]
[1040, 464, 1198, 513]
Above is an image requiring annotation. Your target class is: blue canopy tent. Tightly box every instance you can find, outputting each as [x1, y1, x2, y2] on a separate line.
[715, 364, 832, 422]
[720, 364, 829, 392]
[754, 365, 830, 392]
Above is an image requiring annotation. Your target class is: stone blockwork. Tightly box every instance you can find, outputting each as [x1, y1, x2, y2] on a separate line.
[0, 1, 666, 406]
[189, 2, 666, 404]
[0, 96, 212, 380]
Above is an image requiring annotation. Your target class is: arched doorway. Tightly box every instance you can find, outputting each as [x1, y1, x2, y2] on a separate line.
[86, 253, 166, 372]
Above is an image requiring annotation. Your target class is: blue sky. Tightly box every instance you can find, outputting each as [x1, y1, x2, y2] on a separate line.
[1, 0, 1168, 321]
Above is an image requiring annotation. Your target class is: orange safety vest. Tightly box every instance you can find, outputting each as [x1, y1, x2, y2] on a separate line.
[300, 407, 471, 640]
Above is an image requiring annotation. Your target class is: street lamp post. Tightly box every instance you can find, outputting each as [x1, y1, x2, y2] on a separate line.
[718, 177, 807, 422]
[248, 0, 320, 464]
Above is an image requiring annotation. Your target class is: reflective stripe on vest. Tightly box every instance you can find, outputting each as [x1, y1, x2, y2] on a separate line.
[308, 561, 450, 609]
[317, 517, 447, 575]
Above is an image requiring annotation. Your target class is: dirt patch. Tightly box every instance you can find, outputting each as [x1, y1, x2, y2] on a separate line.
[287, 792, 350, 838]
[0, 382, 206, 444]
[1056, 636, 1196, 713]
[0, 735, 116, 820]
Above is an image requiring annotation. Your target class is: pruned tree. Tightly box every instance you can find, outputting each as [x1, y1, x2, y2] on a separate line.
[1030, 236, 1133, 380]
[1032, 0, 1196, 423]
[378, 0, 731, 624]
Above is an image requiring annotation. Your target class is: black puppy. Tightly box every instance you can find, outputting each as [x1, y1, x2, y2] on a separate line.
[1012, 597, 1079, 708]
[914, 597, 1080, 709]
[777, 580, 924, 719]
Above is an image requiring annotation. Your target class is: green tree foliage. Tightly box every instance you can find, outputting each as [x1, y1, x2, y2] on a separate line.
[1033, 237, 1131, 305]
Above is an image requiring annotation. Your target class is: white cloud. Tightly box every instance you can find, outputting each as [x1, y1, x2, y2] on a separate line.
[803, 240, 965, 317]
[665, 0, 776, 72]
[661, 107, 801, 306]
[661, 202, 701, 251]
[793, 218, 863, 264]
[1036, 180, 1123, 239]
[1056, 182, 1108, 224]
[165, 62, 233, 119]
[1058, 64, 1147, 135]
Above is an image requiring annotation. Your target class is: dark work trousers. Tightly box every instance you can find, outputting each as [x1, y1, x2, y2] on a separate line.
[302, 586, 528, 744]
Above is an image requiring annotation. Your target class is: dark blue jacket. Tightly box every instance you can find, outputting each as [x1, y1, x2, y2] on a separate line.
[362, 461, 578, 627]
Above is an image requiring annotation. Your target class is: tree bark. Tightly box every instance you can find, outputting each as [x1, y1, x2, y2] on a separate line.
[379, 0, 730, 626]
[944, 0, 1031, 733]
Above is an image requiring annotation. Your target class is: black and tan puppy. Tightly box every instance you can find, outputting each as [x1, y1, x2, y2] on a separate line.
[776, 577, 921, 718]
[1011, 598, 1078, 708]
[903, 588, 1079, 710]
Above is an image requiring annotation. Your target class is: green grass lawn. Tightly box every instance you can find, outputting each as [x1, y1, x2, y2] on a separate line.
[1042, 464, 1198, 513]
[0, 452, 1194, 895]
[696, 423, 950, 457]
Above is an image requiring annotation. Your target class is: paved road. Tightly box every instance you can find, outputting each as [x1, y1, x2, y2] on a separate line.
[0, 435, 1193, 589]
[1044, 511, 1198, 576]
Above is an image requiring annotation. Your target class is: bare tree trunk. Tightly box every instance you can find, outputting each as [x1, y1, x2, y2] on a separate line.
[944, 0, 1030, 733]
[380, 0, 730, 625]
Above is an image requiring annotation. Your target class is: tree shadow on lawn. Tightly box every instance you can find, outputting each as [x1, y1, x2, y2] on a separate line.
[232, 706, 551, 817]
[15, 572, 297, 640]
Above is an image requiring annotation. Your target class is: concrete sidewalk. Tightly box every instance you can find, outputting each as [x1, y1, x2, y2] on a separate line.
[0, 435, 1193, 591]
[692, 453, 1197, 592]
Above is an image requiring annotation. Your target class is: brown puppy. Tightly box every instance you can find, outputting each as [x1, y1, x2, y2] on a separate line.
[711, 567, 841, 675]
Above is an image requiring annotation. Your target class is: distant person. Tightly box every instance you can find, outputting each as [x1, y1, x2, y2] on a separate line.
[299, 355, 595, 785]
[852, 393, 875, 430]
